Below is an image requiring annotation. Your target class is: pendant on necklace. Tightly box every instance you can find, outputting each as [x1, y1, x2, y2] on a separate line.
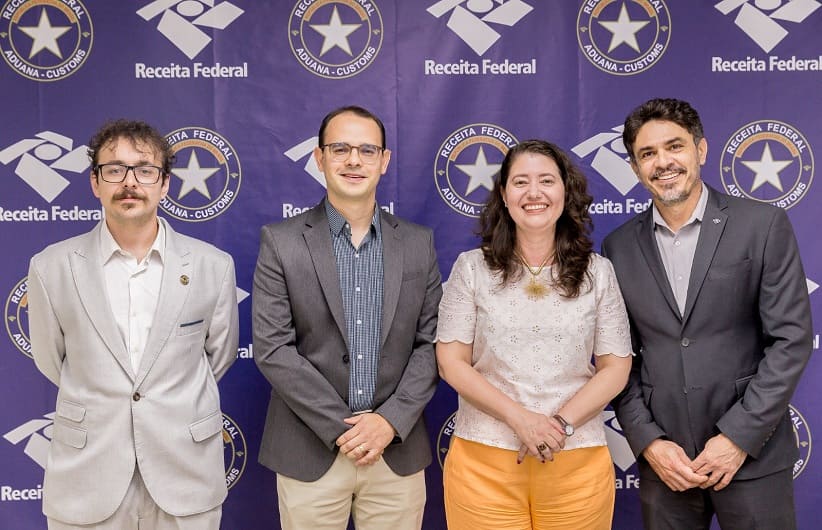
[524, 276, 549, 299]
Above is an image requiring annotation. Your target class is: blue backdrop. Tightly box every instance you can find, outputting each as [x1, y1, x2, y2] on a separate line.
[1, 1, 820, 528]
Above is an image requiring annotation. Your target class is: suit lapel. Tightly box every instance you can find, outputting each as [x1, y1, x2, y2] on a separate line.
[69, 222, 135, 380]
[681, 189, 728, 325]
[303, 204, 349, 349]
[380, 212, 401, 348]
[135, 219, 191, 387]
[635, 210, 681, 320]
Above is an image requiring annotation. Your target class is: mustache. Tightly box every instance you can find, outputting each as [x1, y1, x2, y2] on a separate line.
[113, 189, 145, 200]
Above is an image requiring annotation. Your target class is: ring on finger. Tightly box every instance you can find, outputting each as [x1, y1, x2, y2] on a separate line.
[358, 444, 367, 454]
[537, 442, 548, 452]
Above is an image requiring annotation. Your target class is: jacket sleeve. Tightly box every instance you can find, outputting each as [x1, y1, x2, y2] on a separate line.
[27, 255, 65, 387]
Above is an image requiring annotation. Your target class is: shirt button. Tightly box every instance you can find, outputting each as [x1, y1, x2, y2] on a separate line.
[356, 319, 362, 325]
[357, 354, 363, 360]
[355, 254, 359, 258]
[357, 389, 363, 395]
[355, 287, 361, 292]
[132, 392, 141, 401]
[676, 275, 683, 281]
[674, 240, 681, 246]
[681, 338, 690, 347]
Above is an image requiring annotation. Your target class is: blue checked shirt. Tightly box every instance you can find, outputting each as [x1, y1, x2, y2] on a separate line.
[325, 201, 384, 412]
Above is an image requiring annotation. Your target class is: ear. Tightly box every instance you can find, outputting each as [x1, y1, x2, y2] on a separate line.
[380, 148, 391, 175]
[697, 137, 708, 165]
[313, 146, 325, 174]
[90, 171, 101, 199]
[160, 173, 170, 199]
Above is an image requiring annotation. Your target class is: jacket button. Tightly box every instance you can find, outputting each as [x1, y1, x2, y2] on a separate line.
[342, 354, 350, 364]
[132, 392, 141, 401]
[681, 338, 690, 347]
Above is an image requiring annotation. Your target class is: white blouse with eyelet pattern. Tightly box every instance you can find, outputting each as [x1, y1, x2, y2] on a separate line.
[437, 249, 632, 452]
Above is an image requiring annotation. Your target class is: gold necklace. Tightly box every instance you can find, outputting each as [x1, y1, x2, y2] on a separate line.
[516, 251, 553, 299]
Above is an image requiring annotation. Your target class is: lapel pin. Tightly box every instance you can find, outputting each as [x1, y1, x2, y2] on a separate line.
[712, 218, 721, 224]
[180, 275, 189, 285]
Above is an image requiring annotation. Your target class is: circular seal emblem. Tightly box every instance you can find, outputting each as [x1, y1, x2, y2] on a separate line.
[0, 0, 93, 82]
[5, 277, 31, 359]
[434, 123, 518, 218]
[720, 120, 813, 210]
[436, 411, 457, 469]
[288, 0, 383, 79]
[162, 127, 242, 222]
[789, 405, 811, 479]
[577, 0, 670, 76]
[222, 412, 247, 490]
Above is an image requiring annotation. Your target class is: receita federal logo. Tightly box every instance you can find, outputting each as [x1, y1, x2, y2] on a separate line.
[712, 0, 821, 72]
[790, 404, 811, 479]
[571, 125, 651, 216]
[0, 131, 100, 222]
[577, 0, 671, 76]
[4, 277, 30, 359]
[424, 0, 536, 76]
[135, 0, 247, 79]
[282, 135, 395, 218]
[435, 123, 517, 218]
[161, 127, 241, 222]
[0, 0, 92, 81]
[222, 412, 247, 490]
[288, 0, 384, 79]
[720, 120, 813, 210]
[715, 0, 819, 53]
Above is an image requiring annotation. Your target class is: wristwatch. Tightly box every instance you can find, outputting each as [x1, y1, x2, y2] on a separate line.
[554, 414, 574, 437]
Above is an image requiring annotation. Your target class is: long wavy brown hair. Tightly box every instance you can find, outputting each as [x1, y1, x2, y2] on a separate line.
[479, 139, 594, 298]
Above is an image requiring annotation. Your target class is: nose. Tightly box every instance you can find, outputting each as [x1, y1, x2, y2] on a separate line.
[122, 167, 140, 186]
[526, 180, 541, 197]
[345, 147, 363, 166]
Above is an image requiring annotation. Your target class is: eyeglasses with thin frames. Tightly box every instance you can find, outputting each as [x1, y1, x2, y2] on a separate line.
[320, 142, 385, 164]
[95, 163, 165, 185]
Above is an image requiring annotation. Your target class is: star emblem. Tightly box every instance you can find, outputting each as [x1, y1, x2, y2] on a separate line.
[455, 146, 501, 196]
[173, 151, 220, 200]
[310, 6, 361, 56]
[741, 142, 793, 193]
[18, 8, 71, 60]
[598, 3, 649, 53]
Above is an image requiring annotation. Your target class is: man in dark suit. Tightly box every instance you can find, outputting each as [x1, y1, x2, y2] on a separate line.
[252, 106, 442, 529]
[602, 98, 812, 529]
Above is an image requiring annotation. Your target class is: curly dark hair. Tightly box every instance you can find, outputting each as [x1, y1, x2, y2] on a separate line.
[623, 98, 704, 162]
[479, 139, 594, 298]
[87, 119, 175, 177]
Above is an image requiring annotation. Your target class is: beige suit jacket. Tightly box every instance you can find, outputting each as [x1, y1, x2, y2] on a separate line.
[27, 218, 239, 525]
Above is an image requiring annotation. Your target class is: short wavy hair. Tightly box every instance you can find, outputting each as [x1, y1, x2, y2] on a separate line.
[479, 139, 594, 298]
[87, 119, 175, 177]
[623, 98, 704, 162]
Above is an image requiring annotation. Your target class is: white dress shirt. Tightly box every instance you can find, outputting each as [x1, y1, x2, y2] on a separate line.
[100, 220, 166, 373]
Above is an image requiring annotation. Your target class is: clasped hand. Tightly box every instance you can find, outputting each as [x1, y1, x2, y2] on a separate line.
[335, 412, 395, 467]
[510, 409, 566, 463]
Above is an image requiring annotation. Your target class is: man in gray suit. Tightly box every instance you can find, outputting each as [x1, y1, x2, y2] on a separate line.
[252, 106, 441, 529]
[28, 120, 239, 529]
[602, 98, 812, 529]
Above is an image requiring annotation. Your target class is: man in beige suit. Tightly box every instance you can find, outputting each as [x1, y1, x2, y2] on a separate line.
[27, 119, 239, 529]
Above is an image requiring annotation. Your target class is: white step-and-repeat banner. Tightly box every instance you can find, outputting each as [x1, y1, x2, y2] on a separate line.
[1, 1, 820, 528]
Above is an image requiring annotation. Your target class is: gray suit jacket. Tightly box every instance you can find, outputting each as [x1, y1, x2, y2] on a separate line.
[28, 218, 239, 524]
[252, 203, 442, 481]
[602, 186, 812, 480]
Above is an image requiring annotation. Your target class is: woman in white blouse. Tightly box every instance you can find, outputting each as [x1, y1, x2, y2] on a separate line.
[436, 140, 632, 530]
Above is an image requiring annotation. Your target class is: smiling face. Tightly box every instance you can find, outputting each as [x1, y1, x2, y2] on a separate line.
[91, 137, 169, 230]
[313, 111, 391, 209]
[501, 152, 565, 240]
[630, 119, 707, 209]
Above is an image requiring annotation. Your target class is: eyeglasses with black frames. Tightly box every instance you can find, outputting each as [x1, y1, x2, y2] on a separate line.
[320, 142, 385, 163]
[94, 164, 165, 185]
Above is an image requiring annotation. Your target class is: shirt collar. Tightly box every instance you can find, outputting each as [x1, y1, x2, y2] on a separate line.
[652, 182, 709, 232]
[100, 219, 166, 264]
[324, 199, 381, 237]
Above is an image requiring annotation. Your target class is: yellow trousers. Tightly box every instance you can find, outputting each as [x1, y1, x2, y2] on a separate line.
[444, 437, 615, 530]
